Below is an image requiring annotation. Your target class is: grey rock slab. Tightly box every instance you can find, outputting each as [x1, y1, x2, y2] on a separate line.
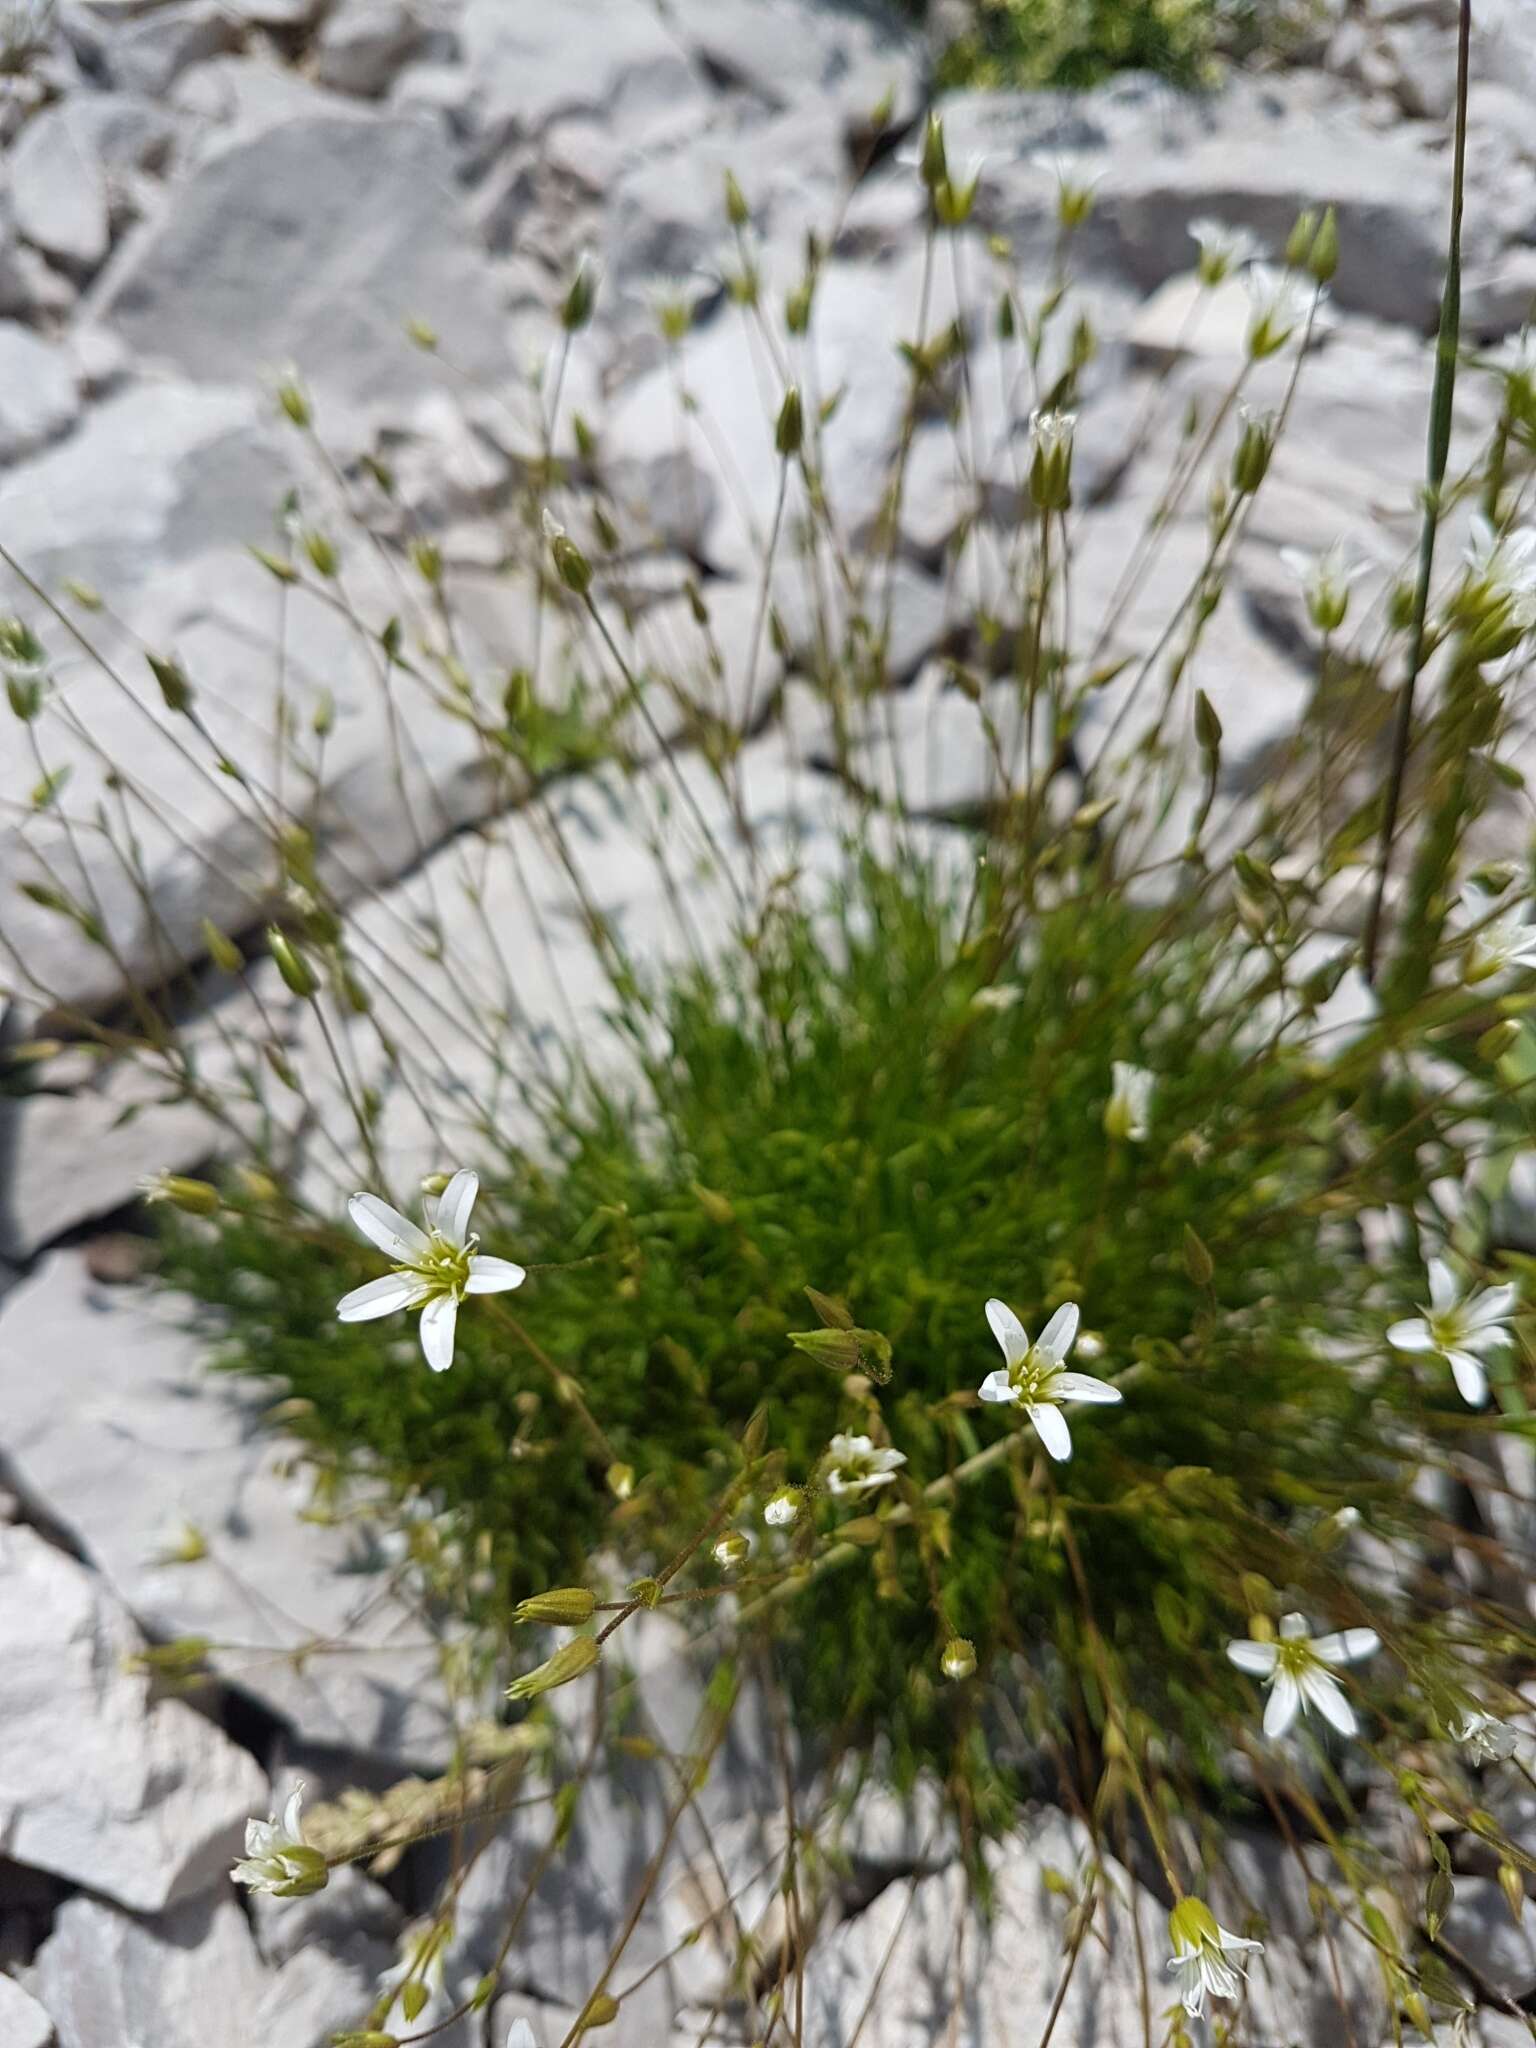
[98, 0, 243, 96]
[250, 1944, 392, 2048]
[25, 1892, 267, 2048]
[0, 1975, 55, 2048]
[91, 109, 507, 413]
[316, 0, 431, 99]
[0, 1063, 223, 1260]
[659, 0, 919, 120]
[9, 103, 111, 274]
[801, 1808, 1161, 2046]
[0, 1249, 462, 1760]
[1444, 1874, 1536, 1998]
[1089, 112, 1461, 330]
[0, 1523, 267, 1912]
[249, 1856, 402, 1968]
[0, 321, 78, 463]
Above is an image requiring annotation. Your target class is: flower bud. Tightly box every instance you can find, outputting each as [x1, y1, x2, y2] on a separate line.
[713, 1531, 752, 1569]
[561, 255, 597, 333]
[1194, 689, 1222, 754]
[1478, 1018, 1524, 1063]
[1307, 206, 1338, 285]
[580, 1994, 620, 2028]
[506, 1635, 600, 1701]
[147, 652, 194, 715]
[1028, 409, 1075, 512]
[140, 1173, 221, 1216]
[764, 1487, 802, 1527]
[202, 918, 245, 975]
[785, 280, 813, 334]
[723, 169, 749, 228]
[7, 672, 41, 720]
[513, 1587, 597, 1626]
[607, 1462, 635, 1501]
[941, 1637, 976, 1681]
[268, 927, 319, 999]
[303, 529, 339, 580]
[1284, 209, 1319, 269]
[775, 385, 804, 458]
[1168, 1896, 1222, 1954]
[542, 510, 592, 595]
[411, 538, 442, 587]
[276, 378, 310, 427]
[1231, 410, 1276, 496]
[405, 316, 438, 351]
[918, 111, 947, 193]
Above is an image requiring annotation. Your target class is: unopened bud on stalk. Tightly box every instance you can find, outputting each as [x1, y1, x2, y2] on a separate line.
[140, 1173, 221, 1216]
[268, 927, 319, 999]
[506, 1634, 600, 1701]
[542, 509, 592, 595]
[6, 673, 41, 720]
[918, 111, 947, 193]
[147, 652, 194, 714]
[579, 1994, 620, 2029]
[276, 378, 310, 428]
[1231, 409, 1276, 496]
[411, 538, 442, 586]
[1479, 1019, 1524, 1063]
[561, 254, 597, 333]
[723, 168, 749, 228]
[1284, 209, 1319, 270]
[775, 385, 804, 458]
[513, 1587, 597, 1626]
[1194, 689, 1222, 754]
[1028, 408, 1075, 512]
[941, 1637, 976, 1681]
[606, 1462, 635, 1501]
[764, 1487, 802, 1527]
[303, 530, 338, 579]
[1306, 206, 1339, 284]
[202, 919, 245, 974]
[713, 1531, 752, 1569]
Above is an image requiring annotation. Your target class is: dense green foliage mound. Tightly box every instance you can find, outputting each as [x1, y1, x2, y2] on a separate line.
[166, 864, 1410, 1787]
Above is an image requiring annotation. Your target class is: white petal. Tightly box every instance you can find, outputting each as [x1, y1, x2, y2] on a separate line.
[1263, 1670, 1301, 1738]
[1427, 1259, 1459, 1314]
[419, 1294, 459, 1373]
[435, 1168, 479, 1248]
[1302, 1670, 1357, 1736]
[1037, 1302, 1080, 1365]
[280, 1784, 305, 1841]
[1467, 1283, 1518, 1328]
[465, 1255, 527, 1294]
[985, 1298, 1029, 1365]
[337, 1272, 428, 1322]
[977, 1368, 1020, 1405]
[1449, 1351, 1489, 1406]
[506, 2023, 539, 2048]
[1227, 1639, 1279, 1676]
[1054, 1371, 1121, 1404]
[1027, 1403, 1073, 1462]
[1278, 1612, 1309, 1639]
[1387, 1319, 1435, 1353]
[1313, 1628, 1379, 1667]
[349, 1192, 431, 1261]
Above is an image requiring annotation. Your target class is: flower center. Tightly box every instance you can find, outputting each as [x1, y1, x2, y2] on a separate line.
[1008, 1350, 1062, 1404]
[408, 1231, 475, 1298]
[1428, 1308, 1466, 1353]
[1274, 1638, 1321, 1680]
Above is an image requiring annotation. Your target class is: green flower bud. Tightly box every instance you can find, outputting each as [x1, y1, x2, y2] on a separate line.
[1194, 689, 1222, 754]
[775, 385, 804, 458]
[1307, 205, 1338, 285]
[542, 511, 592, 595]
[6, 672, 41, 720]
[918, 111, 947, 193]
[513, 1587, 597, 1626]
[268, 927, 319, 999]
[411, 538, 442, 586]
[302, 530, 338, 580]
[1231, 410, 1276, 496]
[723, 169, 750, 228]
[202, 918, 245, 974]
[140, 1173, 221, 1217]
[580, 1993, 620, 2028]
[506, 1634, 600, 1700]
[1284, 209, 1319, 269]
[147, 652, 194, 715]
[276, 378, 311, 428]
[561, 255, 597, 333]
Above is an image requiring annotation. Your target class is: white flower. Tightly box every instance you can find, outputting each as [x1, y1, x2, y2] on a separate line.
[971, 983, 1023, 1012]
[1226, 1613, 1379, 1738]
[1244, 264, 1310, 355]
[1104, 1061, 1154, 1143]
[824, 1433, 906, 1498]
[1279, 539, 1367, 633]
[1188, 216, 1264, 284]
[1028, 407, 1076, 456]
[1465, 515, 1536, 628]
[231, 1783, 327, 1897]
[1451, 1709, 1520, 1764]
[507, 2024, 540, 2048]
[1388, 1258, 1518, 1407]
[1455, 885, 1536, 984]
[336, 1168, 526, 1373]
[977, 1299, 1122, 1462]
[764, 1487, 802, 1527]
[1166, 1898, 1264, 2019]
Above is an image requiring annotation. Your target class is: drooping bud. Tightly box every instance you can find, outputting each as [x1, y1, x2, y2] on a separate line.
[140, 1173, 221, 1217]
[505, 1634, 600, 1701]
[147, 652, 194, 715]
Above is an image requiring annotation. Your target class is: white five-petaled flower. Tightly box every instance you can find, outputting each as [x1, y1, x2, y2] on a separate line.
[1226, 1612, 1380, 1739]
[231, 1782, 328, 1897]
[1165, 1897, 1264, 2020]
[1451, 1709, 1520, 1764]
[1455, 885, 1536, 985]
[1387, 1257, 1518, 1408]
[1279, 539, 1368, 633]
[824, 1433, 906, 1498]
[1464, 515, 1536, 622]
[1104, 1061, 1154, 1143]
[336, 1169, 526, 1374]
[1188, 216, 1265, 284]
[977, 1299, 1122, 1462]
[764, 1487, 802, 1527]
